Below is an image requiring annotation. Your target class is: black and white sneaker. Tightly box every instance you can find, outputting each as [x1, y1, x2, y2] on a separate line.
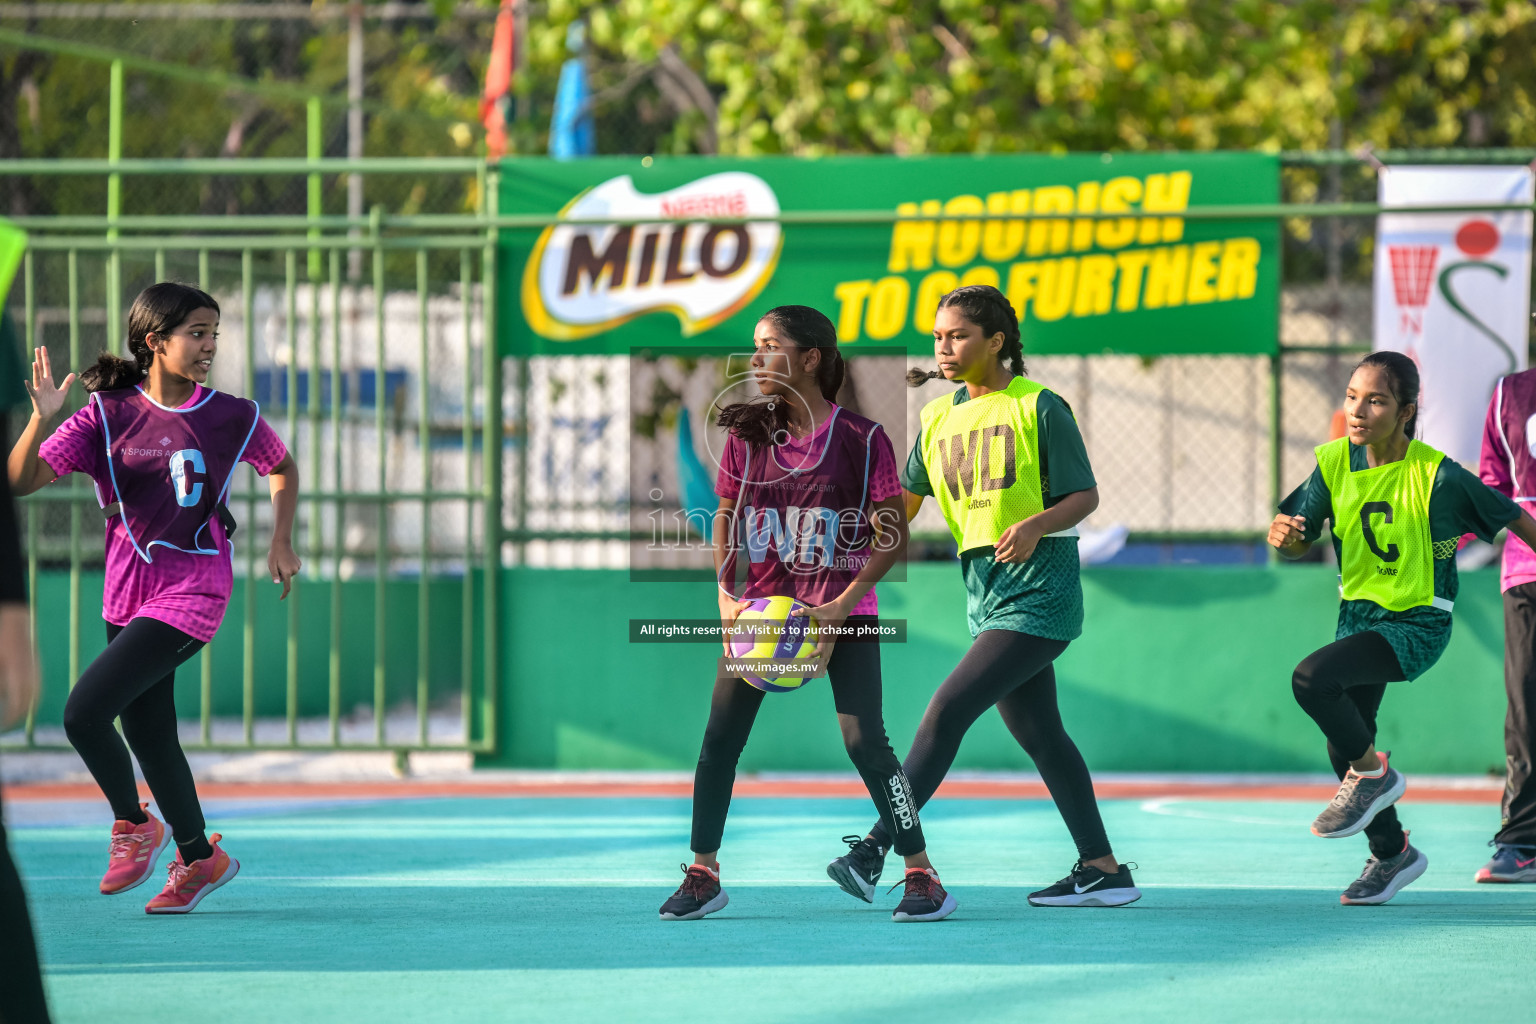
[1028, 860, 1142, 907]
[827, 834, 887, 903]
[1341, 836, 1428, 905]
[1312, 750, 1406, 838]
[659, 863, 729, 921]
[890, 868, 957, 922]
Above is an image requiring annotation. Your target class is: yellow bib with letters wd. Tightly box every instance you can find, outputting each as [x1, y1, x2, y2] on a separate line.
[920, 375, 1075, 555]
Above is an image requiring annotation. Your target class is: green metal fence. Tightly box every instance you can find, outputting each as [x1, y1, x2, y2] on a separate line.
[6, 149, 1536, 755]
[3, 161, 503, 756]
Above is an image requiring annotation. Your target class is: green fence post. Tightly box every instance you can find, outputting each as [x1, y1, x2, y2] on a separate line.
[106, 59, 122, 355]
[308, 250, 324, 566]
[416, 248, 431, 747]
[372, 205, 387, 747]
[328, 250, 343, 746]
[460, 248, 474, 746]
[242, 249, 256, 746]
[66, 249, 81, 691]
[285, 249, 300, 746]
[197, 252, 212, 745]
[307, 97, 323, 282]
[22, 251, 37, 745]
[1269, 222, 1286, 566]
[482, 167, 501, 756]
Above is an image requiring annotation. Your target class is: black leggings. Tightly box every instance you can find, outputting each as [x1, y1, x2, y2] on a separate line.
[870, 629, 1113, 862]
[62, 618, 206, 842]
[1292, 630, 1409, 859]
[692, 617, 925, 856]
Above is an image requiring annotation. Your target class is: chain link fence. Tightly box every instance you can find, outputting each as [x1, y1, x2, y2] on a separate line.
[500, 281, 1379, 570]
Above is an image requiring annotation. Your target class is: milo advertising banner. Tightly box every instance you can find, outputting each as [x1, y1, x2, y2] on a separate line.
[498, 153, 1280, 356]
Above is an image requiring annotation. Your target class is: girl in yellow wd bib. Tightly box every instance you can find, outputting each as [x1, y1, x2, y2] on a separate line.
[1272, 351, 1536, 905]
[827, 285, 1139, 909]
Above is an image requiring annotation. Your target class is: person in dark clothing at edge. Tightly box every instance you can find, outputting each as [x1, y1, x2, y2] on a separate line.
[0, 261, 53, 1022]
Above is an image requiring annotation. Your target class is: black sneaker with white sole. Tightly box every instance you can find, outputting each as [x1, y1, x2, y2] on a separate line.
[1341, 837, 1428, 905]
[1028, 860, 1142, 907]
[659, 863, 729, 921]
[827, 834, 887, 903]
[890, 868, 956, 922]
[1311, 750, 1407, 839]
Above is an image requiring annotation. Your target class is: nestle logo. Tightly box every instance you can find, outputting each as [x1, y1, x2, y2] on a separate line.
[660, 192, 746, 219]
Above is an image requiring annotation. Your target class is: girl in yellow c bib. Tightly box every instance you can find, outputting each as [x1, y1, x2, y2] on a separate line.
[826, 285, 1139, 909]
[1272, 351, 1536, 905]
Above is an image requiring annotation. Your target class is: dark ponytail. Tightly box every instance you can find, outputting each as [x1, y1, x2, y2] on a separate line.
[1354, 350, 1420, 439]
[80, 281, 219, 393]
[908, 284, 1024, 387]
[715, 305, 845, 446]
[78, 353, 147, 393]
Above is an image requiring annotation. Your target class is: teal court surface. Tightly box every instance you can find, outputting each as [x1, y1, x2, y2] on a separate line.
[10, 778, 1535, 1023]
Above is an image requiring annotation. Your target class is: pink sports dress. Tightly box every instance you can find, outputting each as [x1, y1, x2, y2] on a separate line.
[39, 384, 288, 641]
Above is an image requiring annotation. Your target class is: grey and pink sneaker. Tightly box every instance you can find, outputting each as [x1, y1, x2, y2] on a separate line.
[100, 803, 171, 895]
[144, 833, 240, 914]
[1474, 843, 1536, 883]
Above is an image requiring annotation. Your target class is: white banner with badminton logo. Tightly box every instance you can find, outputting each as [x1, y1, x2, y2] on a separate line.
[1374, 166, 1534, 466]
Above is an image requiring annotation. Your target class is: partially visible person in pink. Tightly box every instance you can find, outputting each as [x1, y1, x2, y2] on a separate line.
[7, 282, 300, 915]
[1476, 369, 1536, 882]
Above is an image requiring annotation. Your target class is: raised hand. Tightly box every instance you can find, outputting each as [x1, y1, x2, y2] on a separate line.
[26, 346, 75, 422]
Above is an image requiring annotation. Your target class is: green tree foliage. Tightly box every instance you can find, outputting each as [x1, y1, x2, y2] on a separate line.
[531, 0, 1536, 158]
[0, 2, 489, 218]
[4, 0, 1536, 228]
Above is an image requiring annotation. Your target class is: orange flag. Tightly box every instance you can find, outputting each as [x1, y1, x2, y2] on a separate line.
[481, 0, 516, 159]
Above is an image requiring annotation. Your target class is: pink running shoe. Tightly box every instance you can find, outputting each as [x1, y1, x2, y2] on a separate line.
[100, 803, 170, 895]
[144, 833, 240, 915]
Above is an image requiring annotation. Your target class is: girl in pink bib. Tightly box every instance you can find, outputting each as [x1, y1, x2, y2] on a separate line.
[8, 282, 300, 914]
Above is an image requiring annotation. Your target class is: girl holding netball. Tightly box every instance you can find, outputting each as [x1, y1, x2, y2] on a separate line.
[660, 304, 955, 923]
[828, 284, 1139, 909]
[8, 282, 300, 914]
[1271, 350, 1536, 905]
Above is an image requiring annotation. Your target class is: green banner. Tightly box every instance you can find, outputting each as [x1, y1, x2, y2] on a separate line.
[497, 152, 1279, 357]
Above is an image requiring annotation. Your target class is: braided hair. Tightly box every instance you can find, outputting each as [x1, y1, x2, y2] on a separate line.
[907, 284, 1024, 387]
[79, 282, 220, 393]
[715, 305, 846, 446]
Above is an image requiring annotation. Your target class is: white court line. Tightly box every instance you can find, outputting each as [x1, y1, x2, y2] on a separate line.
[1138, 798, 1298, 826]
[1138, 798, 1498, 833]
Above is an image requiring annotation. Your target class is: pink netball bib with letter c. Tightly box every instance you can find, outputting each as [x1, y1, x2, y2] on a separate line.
[92, 387, 259, 563]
